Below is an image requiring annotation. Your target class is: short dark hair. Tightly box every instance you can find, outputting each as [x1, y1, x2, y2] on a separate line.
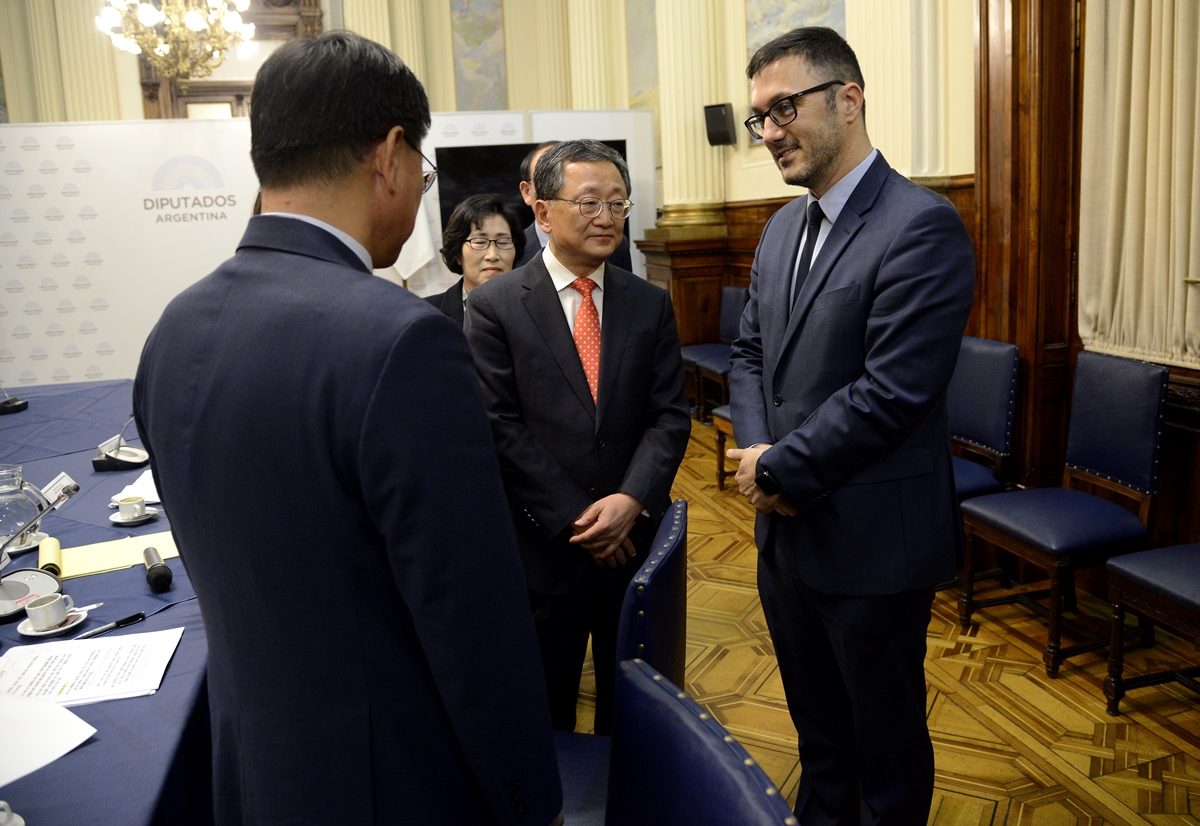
[533, 140, 631, 201]
[746, 27, 866, 114]
[520, 142, 559, 182]
[439, 194, 526, 274]
[250, 31, 431, 189]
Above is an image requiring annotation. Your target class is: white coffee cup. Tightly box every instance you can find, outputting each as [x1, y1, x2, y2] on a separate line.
[119, 495, 147, 520]
[25, 593, 75, 631]
[0, 800, 26, 826]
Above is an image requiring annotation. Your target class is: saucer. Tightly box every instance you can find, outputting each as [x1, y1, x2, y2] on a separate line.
[18, 609, 88, 638]
[109, 507, 158, 526]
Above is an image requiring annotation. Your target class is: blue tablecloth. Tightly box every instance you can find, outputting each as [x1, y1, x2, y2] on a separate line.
[0, 380, 211, 826]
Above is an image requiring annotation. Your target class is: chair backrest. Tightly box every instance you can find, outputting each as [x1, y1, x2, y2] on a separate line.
[1064, 351, 1168, 500]
[616, 500, 687, 687]
[605, 659, 797, 826]
[719, 287, 750, 343]
[946, 336, 1019, 456]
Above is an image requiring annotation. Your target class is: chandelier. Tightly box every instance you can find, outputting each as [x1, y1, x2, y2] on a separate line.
[95, 0, 258, 89]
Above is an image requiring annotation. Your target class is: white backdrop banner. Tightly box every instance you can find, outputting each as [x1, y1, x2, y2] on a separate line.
[0, 119, 257, 385]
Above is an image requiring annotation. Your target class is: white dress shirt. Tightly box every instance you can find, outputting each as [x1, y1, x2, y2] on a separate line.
[543, 244, 605, 333]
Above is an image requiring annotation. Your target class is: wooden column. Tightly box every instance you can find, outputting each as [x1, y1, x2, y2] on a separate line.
[974, 0, 1083, 489]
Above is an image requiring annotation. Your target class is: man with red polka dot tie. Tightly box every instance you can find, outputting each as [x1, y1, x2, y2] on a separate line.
[468, 139, 690, 735]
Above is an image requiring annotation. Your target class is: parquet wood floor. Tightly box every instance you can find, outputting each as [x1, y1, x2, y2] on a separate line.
[576, 420, 1200, 824]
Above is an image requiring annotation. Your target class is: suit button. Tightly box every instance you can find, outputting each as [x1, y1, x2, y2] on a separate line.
[596, 438, 605, 449]
[589, 488, 599, 499]
[773, 394, 783, 406]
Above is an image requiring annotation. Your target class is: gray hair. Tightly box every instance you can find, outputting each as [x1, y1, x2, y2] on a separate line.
[533, 139, 631, 201]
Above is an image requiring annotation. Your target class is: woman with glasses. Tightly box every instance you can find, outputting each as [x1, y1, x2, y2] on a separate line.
[426, 193, 526, 328]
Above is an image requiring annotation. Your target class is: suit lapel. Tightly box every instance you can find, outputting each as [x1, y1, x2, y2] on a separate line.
[520, 259, 596, 420]
[766, 209, 807, 343]
[595, 266, 632, 431]
[778, 153, 891, 348]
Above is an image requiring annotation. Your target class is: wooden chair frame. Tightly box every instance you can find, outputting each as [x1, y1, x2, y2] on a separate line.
[1105, 571, 1200, 715]
[713, 411, 735, 488]
[959, 466, 1152, 677]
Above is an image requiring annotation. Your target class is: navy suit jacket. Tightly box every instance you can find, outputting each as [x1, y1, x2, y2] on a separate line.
[467, 255, 690, 595]
[426, 276, 466, 328]
[730, 153, 975, 595]
[514, 222, 634, 271]
[134, 216, 561, 825]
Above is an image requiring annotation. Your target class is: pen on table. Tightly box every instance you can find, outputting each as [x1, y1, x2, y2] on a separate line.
[72, 611, 145, 640]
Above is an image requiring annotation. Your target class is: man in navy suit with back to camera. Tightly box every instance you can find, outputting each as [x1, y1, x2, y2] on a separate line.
[469, 139, 690, 735]
[133, 32, 562, 826]
[727, 28, 975, 826]
[514, 141, 633, 271]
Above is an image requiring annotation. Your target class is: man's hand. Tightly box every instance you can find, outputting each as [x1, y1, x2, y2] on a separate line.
[727, 444, 797, 516]
[569, 492, 643, 567]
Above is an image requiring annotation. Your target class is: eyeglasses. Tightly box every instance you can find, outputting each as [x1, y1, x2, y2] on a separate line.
[403, 136, 438, 193]
[743, 80, 845, 139]
[465, 236, 515, 251]
[549, 198, 634, 220]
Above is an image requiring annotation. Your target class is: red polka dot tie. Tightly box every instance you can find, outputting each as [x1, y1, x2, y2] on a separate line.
[571, 277, 601, 404]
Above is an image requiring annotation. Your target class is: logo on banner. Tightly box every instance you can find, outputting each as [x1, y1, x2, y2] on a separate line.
[30, 346, 48, 361]
[34, 232, 52, 246]
[90, 297, 109, 311]
[23, 301, 40, 316]
[45, 207, 63, 222]
[1, 233, 17, 247]
[73, 160, 91, 173]
[0, 186, 9, 200]
[0, 350, 11, 363]
[19, 370, 37, 384]
[62, 183, 80, 197]
[21, 138, 39, 151]
[5, 162, 22, 176]
[53, 368, 71, 382]
[16, 256, 34, 270]
[41, 277, 57, 290]
[84, 252, 102, 266]
[78, 206, 96, 220]
[84, 365, 103, 379]
[11, 209, 29, 223]
[46, 322, 64, 336]
[56, 136, 74, 150]
[96, 342, 114, 356]
[146, 154, 237, 224]
[67, 230, 85, 243]
[52, 255, 69, 268]
[73, 276, 91, 289]
[79, 320, 96, 333]
[27, 185, 45, 199]
[5, 279, 23, 293]
[11, 324, 30, 339]
[41, 161, 58, 174]
[59, 300, 77, 314]
[0, 304, 6, 317]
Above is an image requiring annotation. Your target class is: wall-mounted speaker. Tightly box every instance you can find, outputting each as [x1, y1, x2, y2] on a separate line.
[704, 103, 737, 146]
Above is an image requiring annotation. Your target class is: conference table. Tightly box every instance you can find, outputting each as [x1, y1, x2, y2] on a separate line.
[0, 380, 212, 825]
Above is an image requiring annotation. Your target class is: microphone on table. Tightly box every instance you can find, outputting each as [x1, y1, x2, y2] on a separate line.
[144, 546, 173, 593]
[0, 383, 27, 415]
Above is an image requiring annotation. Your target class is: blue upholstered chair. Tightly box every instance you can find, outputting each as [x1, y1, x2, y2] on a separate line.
[556, 501, 692, 826]
[557, 660, 797, 826]
[681, 286, 749, 422]
[958, 351, 1169, 677]
[948, 336, 1019, 502]
[1104, 545, 1200, 714]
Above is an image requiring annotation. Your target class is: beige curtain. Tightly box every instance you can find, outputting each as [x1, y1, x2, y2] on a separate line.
[1078, 0, 1200, 367]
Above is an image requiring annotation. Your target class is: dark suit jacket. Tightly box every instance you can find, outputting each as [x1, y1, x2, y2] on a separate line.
[467, 255, 690, 595]
[133, 216, 561, 826]
[729, 153, 975, 596]
[514, 222, 634, 271]
[426, 276, 466, 327]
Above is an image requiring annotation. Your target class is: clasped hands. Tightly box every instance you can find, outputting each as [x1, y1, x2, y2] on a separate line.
[726, 444, 797, 516]
[569, 492, 642, 567]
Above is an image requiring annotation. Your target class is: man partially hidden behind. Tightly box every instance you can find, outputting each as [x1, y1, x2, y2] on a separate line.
[133, 32, 562, 826]
[468, 140, 690, 734]
[727, 28, 975, 825]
